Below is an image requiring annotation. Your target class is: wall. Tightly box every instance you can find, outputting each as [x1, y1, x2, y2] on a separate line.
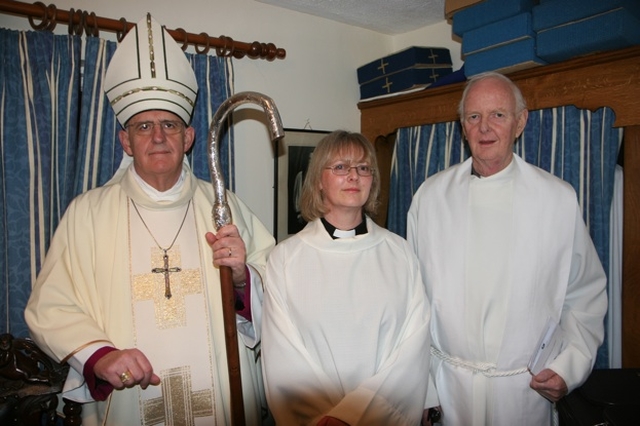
[0, 0, 462, 233]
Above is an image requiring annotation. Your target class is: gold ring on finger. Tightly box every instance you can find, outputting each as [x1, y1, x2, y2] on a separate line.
[120, 370, 132, 383]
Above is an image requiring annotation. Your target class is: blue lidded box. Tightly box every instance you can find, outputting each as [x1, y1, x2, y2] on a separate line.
[464, 38, 546, 77]
[452, 0, 536, 37]
[532, 0, 640, 32]
[357, 46, 452, 85]
[359, 67, 453, 100]
[462, 12, 535, 56]
[536, 6, 640, 63]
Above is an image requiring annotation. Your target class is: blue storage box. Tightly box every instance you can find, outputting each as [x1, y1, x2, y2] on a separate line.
[359, 67, 453, 100]
[357, 47, 452, 85]
[462, 12, 534, 56]
[536, 8, 640, 63]
[533, 0, 640, 31]
[464, 38, 546, 77]
[452, 0, 536, 37]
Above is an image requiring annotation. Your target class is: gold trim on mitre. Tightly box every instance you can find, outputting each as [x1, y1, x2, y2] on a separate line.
[104, 14, 198, 127]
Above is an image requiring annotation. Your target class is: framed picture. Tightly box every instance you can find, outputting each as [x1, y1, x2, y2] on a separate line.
[274, 129, 329, 242]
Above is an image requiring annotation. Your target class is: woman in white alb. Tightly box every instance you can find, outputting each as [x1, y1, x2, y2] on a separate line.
[262, 130, 433, 426]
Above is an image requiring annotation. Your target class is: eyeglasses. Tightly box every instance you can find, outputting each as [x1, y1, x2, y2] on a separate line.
[126, 120, 185, 136]
[325, 163, 374, 177]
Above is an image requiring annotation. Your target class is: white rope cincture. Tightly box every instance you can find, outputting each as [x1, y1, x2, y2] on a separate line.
[430, 346, 529, 377]
[432, 346, 560, 425]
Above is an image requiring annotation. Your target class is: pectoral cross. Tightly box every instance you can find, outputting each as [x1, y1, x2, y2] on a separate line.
[152, 250, 181, 299]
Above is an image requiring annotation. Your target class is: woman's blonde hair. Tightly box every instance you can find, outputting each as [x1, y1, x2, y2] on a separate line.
[300, 130, 380, 222]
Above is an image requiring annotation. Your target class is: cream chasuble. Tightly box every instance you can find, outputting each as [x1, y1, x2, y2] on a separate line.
[25, 163, 275, 426]
[128, 201, 223, 425]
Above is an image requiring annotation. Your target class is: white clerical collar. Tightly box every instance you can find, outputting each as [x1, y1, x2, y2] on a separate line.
[130, 166, 186, 202]
[321, 217, 368, 239]
[333, 228, 356, 238]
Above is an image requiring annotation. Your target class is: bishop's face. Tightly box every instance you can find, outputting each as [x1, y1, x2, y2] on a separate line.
[461, 77, 528, 176]
[119, 110, 195, 191]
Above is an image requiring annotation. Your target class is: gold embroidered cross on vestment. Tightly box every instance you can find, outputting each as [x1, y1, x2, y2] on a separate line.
[142, 365, 214, 425]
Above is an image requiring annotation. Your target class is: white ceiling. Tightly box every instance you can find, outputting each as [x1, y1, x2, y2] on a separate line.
[254, 0, 446, 35]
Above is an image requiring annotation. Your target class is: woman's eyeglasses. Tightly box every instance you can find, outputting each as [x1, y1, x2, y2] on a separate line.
[325, 163, 374, 177]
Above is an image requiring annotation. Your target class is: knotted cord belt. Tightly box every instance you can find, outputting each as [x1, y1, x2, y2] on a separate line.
[431, 346, 559, 425]
[431, 346, 529, 377]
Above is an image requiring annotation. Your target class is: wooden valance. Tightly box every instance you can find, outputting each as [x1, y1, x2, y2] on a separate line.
[0, 0, 286, 60]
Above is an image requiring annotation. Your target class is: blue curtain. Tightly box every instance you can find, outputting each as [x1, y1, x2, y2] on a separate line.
[74, 37, 119, 195]
[0, 30, 81, 338]
[387, 122, 467, 236]
[388, 106, 622, 368]
[186, 53, 234, 188]
[0, 29, 233, 337]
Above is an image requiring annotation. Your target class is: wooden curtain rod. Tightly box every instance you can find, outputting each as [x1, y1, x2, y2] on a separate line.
[0, 0, 286, 60]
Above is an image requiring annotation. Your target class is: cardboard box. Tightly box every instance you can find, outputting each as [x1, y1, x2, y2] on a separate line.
[464, 38, 546, 77]
[462, 12, 534, 56]
[536, 8, 640, 63]
[359, 67, 453, 100]
[452, 0, 536, 37]
[445, 0, 485, 19]
[357, 47, 452, 85]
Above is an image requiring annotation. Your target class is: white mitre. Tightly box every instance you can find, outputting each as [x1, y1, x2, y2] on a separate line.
[104, 13, 198, 127]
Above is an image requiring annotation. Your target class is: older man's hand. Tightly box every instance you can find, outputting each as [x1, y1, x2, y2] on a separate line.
[94, 348, 161, 390]
[206, 224, 247, 286]
[530, 368, 568, 402]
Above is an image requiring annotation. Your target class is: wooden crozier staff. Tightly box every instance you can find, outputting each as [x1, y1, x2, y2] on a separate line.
[208, 92, 284, 426]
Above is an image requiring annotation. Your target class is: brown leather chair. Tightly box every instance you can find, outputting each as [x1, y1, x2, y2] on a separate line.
[0, 333, 82, 425]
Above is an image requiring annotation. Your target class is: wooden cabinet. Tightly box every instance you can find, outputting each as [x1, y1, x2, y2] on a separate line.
[358, 45, 640, 367]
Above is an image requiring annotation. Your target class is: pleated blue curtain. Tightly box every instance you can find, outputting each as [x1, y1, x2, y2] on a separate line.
[73, 37, 119, 194]
[387, 121, 467, 236]
[0, 29, 233, 337]
[387, 106, 622, 368]
[186, 53, 235, 187]
[0, 30, 81, 338]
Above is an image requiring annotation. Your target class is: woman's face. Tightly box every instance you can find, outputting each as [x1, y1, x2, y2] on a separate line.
[319, 149, 373, 217]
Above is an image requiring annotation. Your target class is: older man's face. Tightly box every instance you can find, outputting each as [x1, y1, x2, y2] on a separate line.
[461, 77, 527, 176]
[119, 110, 194, 191]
